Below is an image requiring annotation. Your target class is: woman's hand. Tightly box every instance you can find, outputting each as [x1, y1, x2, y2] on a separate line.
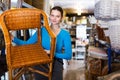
[11, 34, 14, 41]
[10, 31, 14, 41]
[44, 49, 50, 54]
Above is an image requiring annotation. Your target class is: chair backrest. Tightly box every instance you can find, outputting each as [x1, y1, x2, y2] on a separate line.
[1, 8, 45, 30]
[96, 25, 106, 41]
[0, 8, 52, 44]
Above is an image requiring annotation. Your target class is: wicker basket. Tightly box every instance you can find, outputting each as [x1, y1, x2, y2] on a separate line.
[88, 58, 102, 75]
[108, 20, 120, 49]
[94, 0, 120, 20]
[87, 57, 108, 76]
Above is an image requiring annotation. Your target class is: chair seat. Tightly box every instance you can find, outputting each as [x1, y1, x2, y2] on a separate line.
[88, 46, 108, 60]
[11, 43, 52, 69]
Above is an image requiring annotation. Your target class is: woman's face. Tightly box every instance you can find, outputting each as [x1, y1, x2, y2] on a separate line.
[50, 10, 62, 26]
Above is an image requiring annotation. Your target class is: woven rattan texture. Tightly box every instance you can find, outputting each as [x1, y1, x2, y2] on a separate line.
[108, 20, 120, 49]
[89, 58, 102, 75]
[94, 0, 120, 20]
[11, 43, 51, 68]
[5, 10, 41, 30]
[0, 8, 56, 80]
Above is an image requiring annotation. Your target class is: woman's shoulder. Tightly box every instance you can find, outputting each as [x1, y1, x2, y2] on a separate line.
[41, 26, 46, 30]
[61, 28, 69, 33]
[41, 27, 48, 32]
[60, 29, 70, 36]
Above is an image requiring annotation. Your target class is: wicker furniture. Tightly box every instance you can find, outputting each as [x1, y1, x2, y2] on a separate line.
[0, 8, 56, 80]
[98, 70, 120, 80]
[87, 46, 108, 76]
[95, 25, 110, 47]
[107, 20, 120, 73]
[94, 0, 120, 20]
[87, 25, 109, 78]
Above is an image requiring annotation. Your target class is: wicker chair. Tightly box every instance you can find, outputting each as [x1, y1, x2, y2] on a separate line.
[87, 25, 108, 76]
[94, 25, 110, 47]
[0, 8, 56, 80]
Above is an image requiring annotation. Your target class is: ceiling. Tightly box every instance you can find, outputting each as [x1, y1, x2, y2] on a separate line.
[53, 0, 96, 15]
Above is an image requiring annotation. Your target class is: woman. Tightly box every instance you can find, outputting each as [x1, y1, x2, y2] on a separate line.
[12, 6, 72, 80]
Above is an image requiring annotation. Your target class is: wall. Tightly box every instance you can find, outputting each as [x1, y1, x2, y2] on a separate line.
[24, 0, 44, 9]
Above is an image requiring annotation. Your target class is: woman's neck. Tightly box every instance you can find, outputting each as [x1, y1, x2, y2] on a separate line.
[51, 25, 61, 36]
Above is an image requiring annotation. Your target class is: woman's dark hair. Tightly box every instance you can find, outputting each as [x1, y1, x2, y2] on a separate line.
[50, 6, 63, 17]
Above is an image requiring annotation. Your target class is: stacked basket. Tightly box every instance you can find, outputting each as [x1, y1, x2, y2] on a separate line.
[108, 20, 120, 49]
[94, 0, 120, 20]
[94, 0, 120, 48]
[94, 0, 120, 73]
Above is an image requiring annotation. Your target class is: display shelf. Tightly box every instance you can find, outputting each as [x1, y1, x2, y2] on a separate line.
[73, 40, 88, 60]
[69, 25, 91, 60]
[69, 27, 76, 49]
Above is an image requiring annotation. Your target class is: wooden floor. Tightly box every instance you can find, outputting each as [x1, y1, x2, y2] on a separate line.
[1, 59, 120, 80]
[63, 59, 86, 80]
[0, 59, 86, 80]
[63, 59, 120, 80]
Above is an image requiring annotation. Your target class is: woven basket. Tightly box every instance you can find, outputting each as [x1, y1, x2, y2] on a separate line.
[87, 56, 108, 76]
[94, 0, 120, 20]
[118, 5, 120, 18]
[97, 20, 109, 28]
[88, 58, 102, 75]
[108, 20, 120, 49]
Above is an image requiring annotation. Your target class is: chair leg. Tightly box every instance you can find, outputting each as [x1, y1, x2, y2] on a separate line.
[49, 63, 53, 80]
[8, 69, 13, 80]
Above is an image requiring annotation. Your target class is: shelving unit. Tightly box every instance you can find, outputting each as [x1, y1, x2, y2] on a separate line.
[69, 24, 91, 60]
[74, 40, 88, 60]
[69, 27, 77, 59]
[69, 27, 76, 49]
[74, 25, 87, 60]
[86, 27, 92, 39]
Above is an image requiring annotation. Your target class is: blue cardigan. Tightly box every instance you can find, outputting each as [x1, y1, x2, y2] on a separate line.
[13, 27, 72, 60]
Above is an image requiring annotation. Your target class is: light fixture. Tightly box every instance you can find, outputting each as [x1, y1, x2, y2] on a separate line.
[77, 10, 81, 15]
[76, 2, 82, 15]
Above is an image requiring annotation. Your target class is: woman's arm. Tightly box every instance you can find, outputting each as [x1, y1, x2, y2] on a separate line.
[55, 32, 72, 60]
[12, 32, 37, 45]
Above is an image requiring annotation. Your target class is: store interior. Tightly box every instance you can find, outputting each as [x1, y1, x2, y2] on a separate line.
[1, 0, 120, 80]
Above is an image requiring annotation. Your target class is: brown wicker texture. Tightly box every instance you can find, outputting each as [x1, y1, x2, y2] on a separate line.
[89, 58, 102, 75]
[0, 8, 56, 80]
[87, 46, 108, 76]
[96, 25, 106, 41]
